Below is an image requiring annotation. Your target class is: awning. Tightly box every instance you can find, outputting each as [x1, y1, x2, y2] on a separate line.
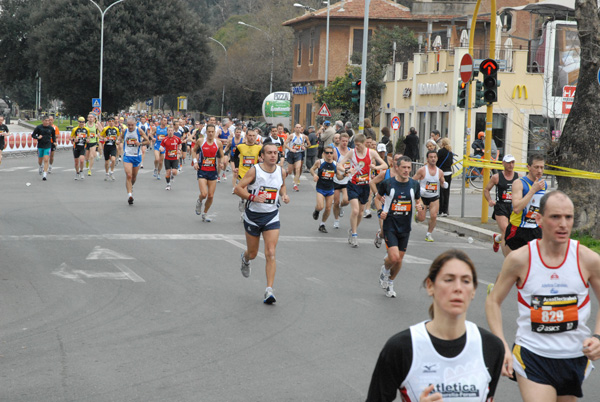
[500, 0, 575, 17]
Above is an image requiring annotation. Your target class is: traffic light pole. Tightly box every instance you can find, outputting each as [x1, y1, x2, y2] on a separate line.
[461, 81, 470, 218]
[358, 0, 370, 134]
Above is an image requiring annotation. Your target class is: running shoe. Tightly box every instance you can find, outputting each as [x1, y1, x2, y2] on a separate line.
[312, 210, 319, 220]
[87, 169, 91, 176]
[222, 173, 227, 181]
[104, 174, 109, 181]
[195, 199, 203, 215]
[379, 265, 389, 289]
[74, 173, 79, 181]
[293, 184, 299, 192]
[363, 209, 372, 219]
[153, 168, 157, 177]
[492, 233, 501, 253]
[110, 173, 115, 181]
[238, 199, 245, 212]
[240, 252, 250, 278]
[425, 233, 434, 242]
[385, 281, 397, 298]
[165, 184, 171, 191]
[128, 196, 134, 205]
[79, 172, 84, 180]
[231, 188, 235, 194]
[202, 213, 212, 222]
[42, 176, 47, 181]
[156, 174, 161, 180]
[38, 166, 43, 175]
[263, 288, 276, 304]
[333, 220, 340, 229]
[374, 229, 383, 248]
[217, 178, 221, 183]
[339, 207, 344, 217]
[318, 224, 328, 233]
[140, 164, 143, 169]
[351, 234, 359, 248]
[48, 166, 52, 173]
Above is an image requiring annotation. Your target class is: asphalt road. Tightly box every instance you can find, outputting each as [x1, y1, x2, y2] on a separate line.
[0, 150, 598, 401]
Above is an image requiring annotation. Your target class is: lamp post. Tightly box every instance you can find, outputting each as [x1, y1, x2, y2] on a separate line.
[238, 21, 274, 94]
[209, 37, 227, 119]
[89, 0, 127, 119]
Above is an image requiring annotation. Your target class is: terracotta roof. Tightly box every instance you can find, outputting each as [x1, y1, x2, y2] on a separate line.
[282, 0, 476, 26]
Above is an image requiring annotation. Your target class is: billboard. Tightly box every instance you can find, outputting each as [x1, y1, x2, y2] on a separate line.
[262, 92, 291, 128]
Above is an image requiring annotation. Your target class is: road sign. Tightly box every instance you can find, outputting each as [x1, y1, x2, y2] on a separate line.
[146, 99, 153, 106]
[92, 107, 101, 116]
[391, 116, 400, 131]
[562, 85, 576, 115]
[317, 103, 331, 117]
[92, 98, 101, 108]
[459, 53, 474, 83]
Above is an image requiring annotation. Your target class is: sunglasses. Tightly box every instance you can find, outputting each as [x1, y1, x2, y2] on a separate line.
[324, 151, 334, 154]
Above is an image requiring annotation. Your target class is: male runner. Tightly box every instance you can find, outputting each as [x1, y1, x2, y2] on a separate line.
[376, 156, 425, 297]
[336, 134, 388, 248]
[234, 129, 262, 213]
[85, 113, 100, 176]
[161, 126, 181, 190]
[71, 117, 89, 180]
[332, 132, 352, 229]
[48, 115, 60, 173]
[224, 126, 245, 193]
[150, 117, 168, 180]
[504, 154, 547, 253]
[136, 115, 150, 169]
[120, 118, 150, 205]
[176, 118, 189, 171]
[0, 116, 8, 167]
[486, 191, 600, 402]
[235, 143, 290, 304]
[218, 118, 233, 180]
[285, 123, 310, 192]
[100, 116, 120, 181]
[262, 125, 284, 167]
[32, 116, 54, 181]
[413, 150, 447, 242]
[484, 154, 519, 255]
[192, 124, 224, 222]
[309, 145, 336, 233]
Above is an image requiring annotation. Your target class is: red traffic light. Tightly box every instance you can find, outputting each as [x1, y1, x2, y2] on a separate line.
[356, 80, 361, 87]
[480, 59, 499, 75]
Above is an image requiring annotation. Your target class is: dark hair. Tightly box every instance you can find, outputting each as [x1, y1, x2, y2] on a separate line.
[206, 124, 215, 130]
[409, 127, 417, 135]
[423, 249, 478, 319]
[396, 155, 412, 165]
[381, 127, 390, 137]
[539, 190, 570, 216]
[431, 129, 440, 137]
[426, 149, 437, 158]
[527, 153, 545, 166]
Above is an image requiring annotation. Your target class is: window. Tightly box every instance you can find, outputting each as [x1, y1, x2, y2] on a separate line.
[309, 30, 315, 65]
[475, 113, 507, 158]
[528, 115, 554, 156]
[352, 29, 373, 62]
[297, 35, 302, 66]
[294, 104, 301, 125]
[306, 103, 312, 127]
[440, 112, 449, 138]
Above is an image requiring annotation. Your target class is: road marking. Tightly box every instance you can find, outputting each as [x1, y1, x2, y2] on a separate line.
[112, 261, 146, 282]
[403, 255, 432, 265]
[86, 245, 134, 260]
[354, 298, 376, 307]
[224, 239, 267, 260]
[52, 262, 144, 283]
[0, 167, 32, 172]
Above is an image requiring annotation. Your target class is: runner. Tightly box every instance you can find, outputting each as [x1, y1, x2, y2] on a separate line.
[285, 123, 310, 192]
[486, 191, 600, 402]
[223, 126, 245, 194]
[484, 154, 519, 255]
[412, 150, 447, 242]
[48, 115, 60, 173]
[120, 117, 150, 205]
[136, 115, 150, 169]
[374, 152, 401, 248]
[192, 124, 224, 222]
[332, 132, 352, 229]
[70, 117, 90, 180]
[262, 125, 285, 167]
[336, 134, 387, 248]
[376, 156, 425, 298]
[219, 118, 233, 181]
[234, 129, 262, 213]
[368, 250, 504, 401]
[100, 116, 120, 181]
[161, 125, 182, 191]
[364, 143, 388, 219]
[150, 117, 168, 180]
[32, 116, 55, 181]
[234, 143, 290, 304]
[309, 144, 337, 233]
[85, 113, 101, 176]
[175, 118, 189, 172]
[504, 154, 547, 253]
[0, 116, 8, 167]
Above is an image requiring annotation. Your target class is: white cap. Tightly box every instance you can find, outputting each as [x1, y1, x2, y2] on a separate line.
[502, 154, 515, 163]
[377, 143, 387, 153]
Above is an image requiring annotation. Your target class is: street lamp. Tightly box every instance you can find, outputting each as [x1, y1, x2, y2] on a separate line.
[238, 21, 274, 94]
[293, 3, 316, 12]
[89, 0, 127, 119]
[209, 37, 227, 119]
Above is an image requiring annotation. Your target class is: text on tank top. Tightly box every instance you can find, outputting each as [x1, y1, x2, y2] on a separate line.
[201, 141, 218, 171]
[496, 172, 519, 204]
[247, 165, 283, 213]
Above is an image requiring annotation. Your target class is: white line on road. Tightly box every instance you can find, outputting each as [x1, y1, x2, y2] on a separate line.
[224, 239, 267, 260]
[112, 261, 146, 283]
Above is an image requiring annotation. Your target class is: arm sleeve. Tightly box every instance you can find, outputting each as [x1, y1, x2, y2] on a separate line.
[366, 330, 413, 402]
[478, 327, 505, 398]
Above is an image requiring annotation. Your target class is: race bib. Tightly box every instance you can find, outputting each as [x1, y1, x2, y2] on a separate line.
[425, 181, 438, 192]
[355, 173, 369, 184]
[203, 157, 216, 167]
[126, 138, 136, 146]
[258, 186, 278, 204]
[321, 169, 335, 179]
[525, 205, 539, 224]
[243, 156, 256, 167]
[168, 149, 177, 158]
[530, 294, 578, 333]
[391, 200, 411, 214]
[158, 135, 165, 141]
[293, 143, 302, 150]
[501, 191, 512, 201]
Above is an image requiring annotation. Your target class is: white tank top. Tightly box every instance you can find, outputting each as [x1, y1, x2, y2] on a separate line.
[247, 164, 283, 213]
[290, 134, 304, 151]
[420, 165, 441, 198]
[516, 239, 591, 358]
[401, 321, 491, 402]
[333, 147, 351, 185]
[123, 128, 141, 157]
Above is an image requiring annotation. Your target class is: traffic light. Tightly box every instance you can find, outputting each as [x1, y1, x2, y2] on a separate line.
[480, 58, 499, 103]
[351, 80, 361, 104]
[457, 81, 467, 108]
[474, 80, 485, 108]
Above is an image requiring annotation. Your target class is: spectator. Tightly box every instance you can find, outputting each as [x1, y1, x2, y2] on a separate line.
[305, 125, 318, 172]
[335, 120, 345, 134]
[364, 118, 376, 140]
[403, 127, 419, 162]
[345, 121, 356, 148]
[472, 132, 485, 157]
[430, 129, 442, 148]
[437, 138, 453, 217]
[318, 120, 335, 158]
[379, 127, 393, 155]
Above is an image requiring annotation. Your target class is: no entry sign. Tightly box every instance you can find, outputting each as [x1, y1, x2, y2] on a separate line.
[460, 53, 474, 83]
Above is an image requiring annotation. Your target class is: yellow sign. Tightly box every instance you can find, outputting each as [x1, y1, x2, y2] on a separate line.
[512, 85, 528, 100]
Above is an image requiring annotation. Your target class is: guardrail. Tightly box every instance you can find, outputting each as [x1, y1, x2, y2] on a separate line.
[3, 132, 73, 153]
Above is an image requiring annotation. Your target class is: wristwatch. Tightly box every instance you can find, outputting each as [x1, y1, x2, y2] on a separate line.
[593, 334, 600, 342]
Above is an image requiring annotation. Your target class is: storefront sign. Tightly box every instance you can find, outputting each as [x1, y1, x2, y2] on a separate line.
[417, 82, 448, 95]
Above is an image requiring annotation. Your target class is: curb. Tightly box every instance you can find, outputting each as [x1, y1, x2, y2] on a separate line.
[435, 217, 495, 243]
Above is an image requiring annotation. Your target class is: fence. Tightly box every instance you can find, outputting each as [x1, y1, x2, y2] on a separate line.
[3, 132, 73, 153]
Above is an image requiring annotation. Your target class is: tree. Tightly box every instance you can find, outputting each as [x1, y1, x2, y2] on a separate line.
[555, 0, 600, 236]
[0, 0, 215, 116]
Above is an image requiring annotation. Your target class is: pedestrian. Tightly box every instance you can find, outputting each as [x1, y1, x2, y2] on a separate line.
[430, 129, 442, 148]
[403, 127, 419, 162]
[379, 127, 393, 155]
[345, 121, 356, 148]
[367, 249, 505, 401]
[472, 132, 485, 158]
[32, 115, 54, 181]
[483, 154, 519, 254]
[412, 150, 448, 242]
[486, 191, 600, 402]
[436, 138, 453, 217]
[235, 143, 290, 304]
[364, 118, 376, 140]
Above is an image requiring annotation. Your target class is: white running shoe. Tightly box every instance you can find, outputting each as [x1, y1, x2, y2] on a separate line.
[263, 288, 276, 304]
[339, 207, 344, 217]
[240, 252, 250, 278]
[363, 209, 372, 218]
[48, 166, 52, 173]
[350, 234, 359, 248]
[379, 265, 389, 289]
[110, 173, 115, 181]
[153, 168, 157, 177]
[333, 220, 340, 229]
[201, 213, 211, 222]
[195, 199, 203, 215]
[38, 166, 43, 175]
[166, 184, 171, 191]
[79, 172, 84, 180]
[347, 229, 352, 244]
[374, 229, 383, 248]
[74, 173, 79, 181]
[104, 173, 109, 181]
[425, 233, 434, 242]
[385, 281, 397, 298]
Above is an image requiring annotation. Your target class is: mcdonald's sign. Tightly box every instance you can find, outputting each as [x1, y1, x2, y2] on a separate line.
[512, 85, 528, 99]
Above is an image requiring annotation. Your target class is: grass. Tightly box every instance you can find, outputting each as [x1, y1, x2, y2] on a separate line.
[572, 232, 600, 254]
[29, 119, 75, 131]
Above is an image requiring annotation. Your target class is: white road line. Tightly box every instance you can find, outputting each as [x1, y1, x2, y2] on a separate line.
[112, 262, 146, 283]
[224, 239, 267, 260]
[354, 298, 376, 307]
